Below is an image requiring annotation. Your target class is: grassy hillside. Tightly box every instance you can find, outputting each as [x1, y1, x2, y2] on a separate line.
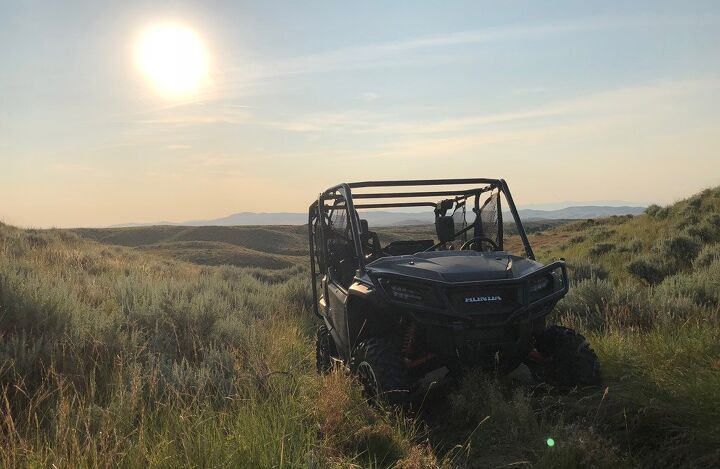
[536, 188, 720, 467]
[73, 225, 308, 254]
[71, 219, 568, 270]
[1, 187, 719, 467]
[73, 225, 309, 269]
[0, 223, 432, 467]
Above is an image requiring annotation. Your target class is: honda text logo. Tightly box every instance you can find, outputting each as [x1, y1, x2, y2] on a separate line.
[464, 295, 502, 303]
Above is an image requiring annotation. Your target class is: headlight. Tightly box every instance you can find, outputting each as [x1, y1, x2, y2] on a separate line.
[528, 269, 564, 301]
[529, 276, 550, 294]
[378, 278, 439, 307]
[388, 284, 423, 302]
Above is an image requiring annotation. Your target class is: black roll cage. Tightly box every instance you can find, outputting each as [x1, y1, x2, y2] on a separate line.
[308, 178, 535, 318]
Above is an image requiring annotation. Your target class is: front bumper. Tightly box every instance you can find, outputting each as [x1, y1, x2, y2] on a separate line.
[371, 261, 568, 365]
[372, 260, 568, 326]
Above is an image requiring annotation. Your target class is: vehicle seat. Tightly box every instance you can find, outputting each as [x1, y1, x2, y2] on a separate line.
[327, 238, 356, 287]
[435, 215, 455, 243]
[359, 218, 382, 257]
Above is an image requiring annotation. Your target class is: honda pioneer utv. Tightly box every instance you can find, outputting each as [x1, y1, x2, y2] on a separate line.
[309, 178, 600, 404]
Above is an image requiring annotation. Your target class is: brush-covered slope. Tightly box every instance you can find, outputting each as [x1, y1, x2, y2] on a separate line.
[0, 221, 631, 467]
[0, 223, 437, 467]
[541, 187, 720, 283]
[535, 187, 720, 466]
[74, 224, 308, 254]
[136, 240, 297, 269]
[1, 186, 719, 467]
[72, 225, 308, 269]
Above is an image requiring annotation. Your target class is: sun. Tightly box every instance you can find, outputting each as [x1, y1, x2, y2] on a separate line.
[135, 22, 209, 98]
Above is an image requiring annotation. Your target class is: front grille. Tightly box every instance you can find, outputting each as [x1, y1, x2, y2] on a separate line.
[447, 285, 520, 317]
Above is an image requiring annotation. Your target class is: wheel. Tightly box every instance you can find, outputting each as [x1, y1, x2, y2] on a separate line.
[350, 337, 411, 405]
[316, 323, 338, 374]
[532, 326, 601, 387]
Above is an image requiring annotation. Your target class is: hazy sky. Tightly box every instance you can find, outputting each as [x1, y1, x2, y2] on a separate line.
[1, 1, 720, 227]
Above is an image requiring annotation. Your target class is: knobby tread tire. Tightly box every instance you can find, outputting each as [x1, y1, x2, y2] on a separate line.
[350, 337, 411, 406]
[315, 324, 338, 374]
[535, 326, 602, 387]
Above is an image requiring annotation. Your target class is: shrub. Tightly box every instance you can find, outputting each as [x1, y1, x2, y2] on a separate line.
[655, 267, 719, 307]
[626, 254, 673, 284]
[566, 258, 608, 283]
[576, 219, 596, 229]
[617, 239, 643, 253]
[604, 214, 635, 225]
[654, 232, 702, 265]
[555, 278, 614, 331]
[279, 275, 314, 313]
[684, 223, 715, 243]
[568, 235, 586, 245]
[705, 213, 720, 228]
[556, 278, 654, 332]
[645, 204, 669, 219]
[605, 281, 655, 330]
[686, 194, 703, 211]
[649, 291, 699, 322]
[589, 227, 616, 242]
[693, 244, 720, 269]
[684, 214, 720, 243]
[589, 242, 615, 257]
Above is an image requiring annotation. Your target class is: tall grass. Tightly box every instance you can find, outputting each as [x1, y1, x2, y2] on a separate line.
[2, 185, 720, 467]
[537, 187, 720, 466]
[0, 222, 431, 467]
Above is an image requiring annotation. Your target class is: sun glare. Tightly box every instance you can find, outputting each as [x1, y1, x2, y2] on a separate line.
[135, 22, 209, 98]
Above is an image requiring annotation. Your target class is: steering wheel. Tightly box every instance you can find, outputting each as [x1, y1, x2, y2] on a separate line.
[460, 236, 499, 252]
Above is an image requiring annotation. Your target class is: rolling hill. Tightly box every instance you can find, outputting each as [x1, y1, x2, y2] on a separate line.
[72, 225, 309, 269]
[71, 218, 571, 269]
[112, 205, 646, 228]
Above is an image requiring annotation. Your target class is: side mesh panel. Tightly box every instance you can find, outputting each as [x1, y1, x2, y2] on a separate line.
[452, 201, 469, 243]
[328, 205, 348, 238]
[476, 191, 501, 248]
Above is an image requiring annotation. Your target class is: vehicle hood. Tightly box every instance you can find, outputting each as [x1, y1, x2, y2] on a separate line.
[366, 251, 544, 283]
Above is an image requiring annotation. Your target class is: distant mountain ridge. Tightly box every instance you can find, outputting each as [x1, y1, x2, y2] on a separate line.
[518, 206, 645, 220]
[113, 205, 646, 228]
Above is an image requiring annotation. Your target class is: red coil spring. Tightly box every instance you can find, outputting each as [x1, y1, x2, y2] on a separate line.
[401, 323, 416, 356]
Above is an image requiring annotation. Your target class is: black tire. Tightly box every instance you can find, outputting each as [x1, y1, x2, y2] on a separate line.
[533, 326, 601, 388]
[316, 324, 338, 374]
[350, 337, 411, 406]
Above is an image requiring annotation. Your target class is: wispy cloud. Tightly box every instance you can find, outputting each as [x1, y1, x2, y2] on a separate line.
[134, 105, 252, 126]
[231, 15, 719, 81]
[366, 78, 720, 159]
[262, 77, 720, 138]
[361, 92, 379, 102]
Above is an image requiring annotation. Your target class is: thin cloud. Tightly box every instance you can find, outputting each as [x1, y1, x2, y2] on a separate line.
[361, 92, 379, 102]
[264, 77, 720, 137]
[134, 106, 252, 126]
[366, 80, 720, 160]
[239, 15, 719, 80]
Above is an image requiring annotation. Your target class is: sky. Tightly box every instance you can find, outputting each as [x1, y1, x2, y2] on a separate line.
[1, 0, 719, 228]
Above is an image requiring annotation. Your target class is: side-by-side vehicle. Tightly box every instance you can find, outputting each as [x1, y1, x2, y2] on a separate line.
[309, 178, 600, 403]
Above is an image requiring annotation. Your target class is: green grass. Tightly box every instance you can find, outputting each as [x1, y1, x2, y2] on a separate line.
[72, 225, 309, 270]
[0, 223, 427, 467]
[138, 240, 300, 270]
[2, 187, 720, 467]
